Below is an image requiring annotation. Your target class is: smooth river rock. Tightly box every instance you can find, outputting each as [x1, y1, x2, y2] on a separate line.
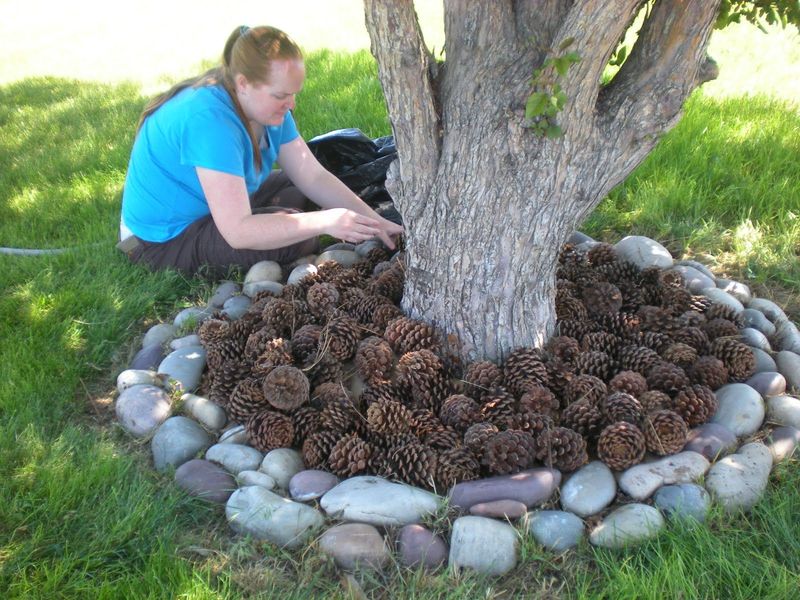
[746, 372, 787, 398]
[174, 459, 236, 504]
[751, 347, 778, 373]
[589, 504, 665, 549]
[318, 523, 389, 570]
[173, 306, 213, 330]
[449, 516, 518, 576]
[397, 524, 448, 569]
[614, 236, 673, 269]
[715, 279, 752, 305]
[449, 468, 561, 510]
[527, 510, 584, 552]
[130, 343, 165, 371]
[116, 369, 165, 393]
[244, 260, 283, 284]
[219, 424, 248, 445]
[180, 393, 227, 430]
[205, 443, 264, 474]
[711, 383, 765, 436]
[142, 322, 176, 349]
[700, 288, 745, 315]
[683, 423, 737, 460]
[469, 499, 528, 520]
[560, 461, 616, 517]
[221, 295, 251, 320]
[741, 308, 776, 338]
[766, 426, 800, 462]
[773, 321, 800, 354]
[260, 448, 305, 489]
[775, 351, 800, 391]
[653, 483, 711, 524]
[618, 451, 710, 501]
[242, 280, 283, 298]
[151, 416, 212, 472]
[747, 297, 788, 323]
[289, 469, 340, 501]
[287, 263, 318, 285]
[766, 395, 800, 428]
[705, 442, 772, 512]
[315, 249, 360, 267]
[321, 476, 440, 526]
[740, 328, 771, 352]
[669, 264, 714, 294]
[207, 281, 241, 308]
[158, 345, 206, 393]
[226, 485, 324, 549]
[236, 470, 277, 490]
[115, 384, 171, 438]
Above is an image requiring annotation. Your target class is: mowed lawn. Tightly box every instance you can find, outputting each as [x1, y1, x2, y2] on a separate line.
[1, 2, 799, 598]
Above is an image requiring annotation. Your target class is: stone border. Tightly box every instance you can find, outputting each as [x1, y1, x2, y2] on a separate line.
[113, 236, 800, 575]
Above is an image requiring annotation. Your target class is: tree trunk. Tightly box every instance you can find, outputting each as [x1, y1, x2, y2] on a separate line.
[364, 0, 721, 363]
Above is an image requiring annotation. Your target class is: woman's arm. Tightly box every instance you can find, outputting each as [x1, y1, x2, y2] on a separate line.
[196, 167, 387, 250]
[277, 137, 404, 248]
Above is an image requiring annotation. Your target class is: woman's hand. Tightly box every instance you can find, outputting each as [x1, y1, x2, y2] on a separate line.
[323, 208, 385, 244]
[374, 215, 404, 250]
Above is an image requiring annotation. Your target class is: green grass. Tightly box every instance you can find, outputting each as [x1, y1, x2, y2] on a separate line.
[1, 16, 799, 600]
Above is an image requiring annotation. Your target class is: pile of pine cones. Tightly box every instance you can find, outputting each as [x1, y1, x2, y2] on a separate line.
[196, 240, 756, 491]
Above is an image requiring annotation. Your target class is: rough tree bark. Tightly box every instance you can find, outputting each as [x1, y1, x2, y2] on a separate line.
[363, 0, 721, 363]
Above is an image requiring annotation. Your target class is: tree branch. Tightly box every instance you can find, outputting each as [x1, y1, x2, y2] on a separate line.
[597, 0, 721, 186]
[512, 0, 574, 52]
[363, 0, 441, 211]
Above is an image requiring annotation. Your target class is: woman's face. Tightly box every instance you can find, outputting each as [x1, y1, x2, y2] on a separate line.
[237, 59, 305, 127]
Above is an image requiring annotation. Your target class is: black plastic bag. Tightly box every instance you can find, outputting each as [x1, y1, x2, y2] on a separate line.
[307, 128, 399, 221]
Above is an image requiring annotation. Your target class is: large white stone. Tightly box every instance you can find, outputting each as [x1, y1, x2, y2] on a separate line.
[711, 383, 765, 436]
[181, 393, 227, 431]
[618, 452, 710, 501]
[206, 443, 264, 474]
[700, 288, 745, 314]
[151, 416, 212, 472]
[560, 461, 616, 517]
[775, 351, 800, 391]
[287, 263, 318, 285]
[221, 295, 251, 320]
[260, 448, 305, 489]
[226, 486, 324, 549]
[705, 442, 772, 512]
[614, 236, 673, 269]
[158, 345, 207, 393]
[449, 516, 518, 576]
[244, 260, 283, 284]
[115, 384, 171, 438]
[715, 279, 752, 305]
[766, 395, 800, 428]
[242, 280, 283, 298]
[320, 476, 440, 527]
[116, 369, 164, 393]
[589, 504, 665, 549]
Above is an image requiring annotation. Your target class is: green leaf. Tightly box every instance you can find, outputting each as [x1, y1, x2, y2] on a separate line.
[525, 92, 549, 119]
[554, 57, 570, 77]
[558, 36, 575, 51]
[545, 124, 563, 139]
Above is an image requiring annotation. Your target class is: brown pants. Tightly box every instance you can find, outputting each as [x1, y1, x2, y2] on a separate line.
[126, 171, 319, 277]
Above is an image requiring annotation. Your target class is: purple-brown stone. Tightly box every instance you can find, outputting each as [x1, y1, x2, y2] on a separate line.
[684, 423, 737, 461]
[289, 469, 340, 501]
[448, 468, 561, 510]
[397, 524, 448, 569]
[131, 343, 166, 371]
[175, 459, 237, 503]
[746, 372, 787, 398]
[469, 499, 528, 520]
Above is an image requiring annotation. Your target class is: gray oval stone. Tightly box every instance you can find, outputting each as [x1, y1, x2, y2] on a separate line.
[208, 281, 241, 308]
[315, 250, 360, 267]
[221, 295, 251, 320]
[742, 309, 776, 337]
[775, 351, 800, 391]
[173, 306, 213, 330]
[567, 231, 595, 245]
[747, 298, 787, 322]
[766, 395, 800, 428]
[653, 483, 710, 524]
[683, 423, 737, 460]
[226, 485, 324, 549]
[236, 470, 277, 490]
[175, 459, 237, 503]
[206, 443, 264, 474]
[669, 265, 714, 294]
[151, 416, 212, 472]
[712, 383, 765, 436]
[449, 516, 518, 576]
[142, 323, 176, 349]
[323, 242, 356, 252]
[219, 424, 249, 445]
[242, 280, 283, 298]
[115, 384, 171, 438]
[701, 288, 745, 314]
[675, 259, 715, 280]
[740, 328, 771, 352]
[560, 461, 616, 517]
[715, 279, 752, 305]
[767, 426, 800, 462]
[527, 510, 584, 552]
[355, 240, 384, 257]
[116, 369, 164, 393]
[321, 476, 440, 527]
[289, 469, 340, 501]
[614, 236, 673, 269]
[170, 334, 201, 350]
[181, 393, 227, 430]
[589, 504, 665, 549]
[618, 451, 710, 501]
[158, 345, 207, 393]
[397, 524, 448, 569]
[260, 448, 305, 489]
[287, 263, 318, 285]
[705, 442, 772, 512]
[746, 372, 786, 398]
[244, 260, 283, 284]
[773, 321, 800, 353]
[752, 347, 777, 373]
[318, 523, 389, 570]
[449, 468, 561, 510]
[130, 343, 165, 371]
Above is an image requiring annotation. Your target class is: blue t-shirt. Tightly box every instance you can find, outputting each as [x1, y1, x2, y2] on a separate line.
[121, 84, 299, 242]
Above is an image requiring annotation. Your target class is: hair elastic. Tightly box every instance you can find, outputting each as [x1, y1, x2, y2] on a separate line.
[239, 25, 250, 36]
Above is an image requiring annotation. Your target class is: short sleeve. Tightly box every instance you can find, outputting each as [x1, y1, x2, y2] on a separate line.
[179, 109, 247, 177]
[279, 111, 300, 144]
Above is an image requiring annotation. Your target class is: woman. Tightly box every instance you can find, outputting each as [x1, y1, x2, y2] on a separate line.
[119, 25, 403, 275]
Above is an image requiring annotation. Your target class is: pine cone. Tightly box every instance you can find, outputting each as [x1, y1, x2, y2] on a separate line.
[565, 374, 607, 405]
[689, 295, 713, 313]
[227, 377, 268, 423]
[484, 430, 536, 475]
[602, 392, 644, 425]
[439, 394, 480, 431]
[262, 298, 313, 338]
[291, 324, 323, 363]
[608, 370, 648, 397]
[396, 349, 450, 410]
[534, 427, 588, 472]
[703, 318, 741, 341]
[558, 318, 599, 340]
[478, 388, 518, 427]
[384, 316, 440, 355]
[661, 343, 698, 370]
[290, 405, 321, 446]
[243, 327, 279, 364]
[360, 380, 402, 407]
[595, 312, 642, 339]
[639, 390, 671, 414]
[556, 293, 590, 321]
[688, 355, 729, 390]
[304, 353, 343, 388]
[636, 331, 673, 353]
[321, 315, 362, 361]
[705, 303, 744, 327]
[545, 357, 574, 396]
[302, 430, 339, 469]
[251, 338, 294, 377]
[673, 384, 718, 426]
[367, 268, 405, 303]
[594, 259, 641, 284]
[503, 347, 549, 396]
[262, 365, 310, 411]
[560, 399, 603, 439]
[676, 310, 707, 328]
[637, 305, 677, 333]
[366, 399, 414, 434]
[315, 381, 359, 433]
[505, 411, 554, 438]
[206, 337, 246, 372]
[546, 336, 581, 363]
[306, 282, 340, 319]
[355, 336, 394, 384]
[198, 317, 231, 346]
[710, 337, 755, 382]
[371, 303, 404, 335]
[642, 410, 688, 455]
[422, 425, 462, 451]
[581, 332, 623, 356]
[617, 345, 662, 376]
[574, 350, 615, 381]
[671, 327, 711, 354]
[463, 360, 505, 398]
[464, 422, 499, 458]
[646, 362, 690, 395]
[328, 433, 372, 477]
[518, 383, 560, 418]
[587, 242, 617, 266]
[246, 409, 294, 453]
[582, 281, 623, 315]
[388, 440, 438, 489]
[597, 421, 646, 470]
[660, 286, 693, 316]
[436, 447, 480, 489]
[207, 359, 248, 409]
